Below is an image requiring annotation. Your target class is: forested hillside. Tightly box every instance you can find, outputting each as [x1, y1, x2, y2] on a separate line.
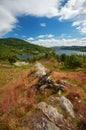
[0, 38, 52, 61]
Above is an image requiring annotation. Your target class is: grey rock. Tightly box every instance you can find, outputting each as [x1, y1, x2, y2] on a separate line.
[58, 96, 75, 118]
[27, 116, 60, 130]
[36, 117, 60, 130]
[53, 84, 65, 93]
[40, 85, 47, 91]
[23, 114, 60, 130]
[58, 80, 70, 85]
[38, 102, 64, 124]
[33, 63, 46, 76]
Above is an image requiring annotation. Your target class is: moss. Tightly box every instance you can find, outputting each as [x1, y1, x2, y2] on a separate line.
[76, 120, 82, 127]
[0, 126, 9, 130]
[35, 95, 44, 102]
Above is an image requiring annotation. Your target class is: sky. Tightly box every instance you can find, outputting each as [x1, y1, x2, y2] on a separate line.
[0, 0, 86, 47]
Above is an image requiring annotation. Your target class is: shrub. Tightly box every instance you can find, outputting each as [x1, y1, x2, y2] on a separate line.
[8, 55, 17, 64]
[68, 54, 82, 69]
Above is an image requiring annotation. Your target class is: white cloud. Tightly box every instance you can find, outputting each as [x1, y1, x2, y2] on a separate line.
[58, 0, 86, 34]
[40, 23, 46, 27]
[14, 33, 18, 36]
[27, 34, 86, 47]
[37, 35, 46, 39]
[22, 35, 27, 38]
[27, 37, 34, 41]
[0, 0, 86, 36]
[0, 5, 17, 36]
[31, 38, 86, 47]
[0, 0, 61, 36]
[37, 34, 54, 39]
[72, 18, 86, 34]
[60, 34, 72, 39]
[59, 0, 86, 20]
[47, 34, 54, 38]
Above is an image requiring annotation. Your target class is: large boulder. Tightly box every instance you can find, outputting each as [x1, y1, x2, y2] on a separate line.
[33, 63, 46, 76]
[22, 109, 61, 130]
[14, 61, 28, 66]
[58, 96, 75, 118]
[29, 117, 60, 130]
[37, 102, 64, 125]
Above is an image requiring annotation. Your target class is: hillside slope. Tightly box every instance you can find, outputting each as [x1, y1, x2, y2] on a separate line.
[0, 63, 86, 130]
[0, 38, 52, 60]
[52, 46, 86, 52]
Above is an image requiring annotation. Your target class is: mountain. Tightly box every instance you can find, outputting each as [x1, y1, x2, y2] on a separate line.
[52, 46, 86, 52]
[0, 38, 52, 60]
[0, 38, 51, 53]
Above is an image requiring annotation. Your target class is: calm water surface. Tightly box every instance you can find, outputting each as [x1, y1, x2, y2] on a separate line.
[18, 54, 34, 60]
[18, 50, 86, 60]
[55, 50, 86, 55]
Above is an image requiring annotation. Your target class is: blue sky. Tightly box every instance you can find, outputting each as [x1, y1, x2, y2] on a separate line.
[5, 16, 80, 38]
[0, 0, 86, 47]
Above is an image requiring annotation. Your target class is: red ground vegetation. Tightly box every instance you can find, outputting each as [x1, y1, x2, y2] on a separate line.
[0, 69, 86, 130]
[51, 71, 86, 128]
[0, 71, 37, 113]
[52, 71, 86, 83]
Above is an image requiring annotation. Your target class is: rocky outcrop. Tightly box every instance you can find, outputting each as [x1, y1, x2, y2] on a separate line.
[29, 117, 60, 130]
[1, 63, 85, 130]
[37, 101, 76, 130]
[58, 96, 75, 118]
[38, 102, 64, 125]
[33, 70, 65, 95]
[33, 63, 46, 76]
[14, 61, 28, 66]
[58, 79, 70, 86]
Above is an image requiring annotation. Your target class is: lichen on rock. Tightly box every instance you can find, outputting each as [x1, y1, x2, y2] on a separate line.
[37, 102, 64, 124]
[58, 96, 75, 118]
[33, 63, 46, 76]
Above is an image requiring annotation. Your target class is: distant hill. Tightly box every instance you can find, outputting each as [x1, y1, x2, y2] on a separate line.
[52, 46, 86, 52]
[0, 38, 52, 54]
[0, 38, 53, 60]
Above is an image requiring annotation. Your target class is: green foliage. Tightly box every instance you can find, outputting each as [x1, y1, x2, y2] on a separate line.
[55, 53, 86, 69]
[53, 46, 86, 52]
[0, 125, 9, 130]
[0, 38, 52, 54]
[35, 95, 45, 102]
[0, 38, 53, 62]
[60, 53, 66, 62]
[8, 55, 17, 64]
[66, 46, 86, 52]
[0, 38, 86, 70]
[68, 54, 82, 68]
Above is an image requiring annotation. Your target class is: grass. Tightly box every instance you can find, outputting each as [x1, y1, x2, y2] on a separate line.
[39, 58, 60, 71]
[0, 62, 32, 87]
[0, 61, 32, 102]
[0, 59, 86, 130]
[34, 95, 45, 103]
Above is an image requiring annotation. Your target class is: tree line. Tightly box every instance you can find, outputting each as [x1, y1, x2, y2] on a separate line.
[0, 51, 86, 69]
[55, 53, 86, 69]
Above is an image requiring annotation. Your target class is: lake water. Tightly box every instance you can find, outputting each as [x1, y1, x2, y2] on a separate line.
[55, 50, 86, 55]
[18, 50, 86, 60]
[18, 54, 34, 60]
[18, 53, 46, 60]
